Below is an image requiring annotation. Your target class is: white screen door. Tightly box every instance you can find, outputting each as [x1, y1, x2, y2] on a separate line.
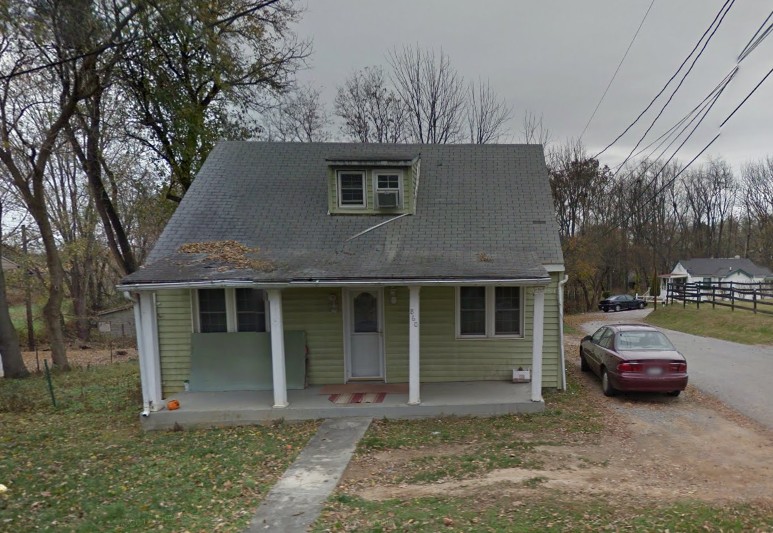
[348, 290, 383, 379]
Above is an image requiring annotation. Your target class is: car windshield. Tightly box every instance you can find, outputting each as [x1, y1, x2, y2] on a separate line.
[615, 331, 675, 351]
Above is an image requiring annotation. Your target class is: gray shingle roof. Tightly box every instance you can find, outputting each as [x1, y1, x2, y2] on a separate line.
[121, 142, 563, 286]
[678, 258, 773, 278]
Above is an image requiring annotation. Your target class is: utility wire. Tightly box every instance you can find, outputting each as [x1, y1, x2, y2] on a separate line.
[608, 0, 735, 172]
[719, 64, 773, 128]
[578, 0, 656, 142]
[606, 57, 773, 238]
[616, 66, 738, 172]
[593, 0, 734, 159]
[737, 10, 773, 61]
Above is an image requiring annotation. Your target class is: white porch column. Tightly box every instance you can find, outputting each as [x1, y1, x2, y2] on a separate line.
[134, 292, 162, 412]
[408, 286, 421, 405]
[531, 286, 545, 402]
[267, 289, 288, 408]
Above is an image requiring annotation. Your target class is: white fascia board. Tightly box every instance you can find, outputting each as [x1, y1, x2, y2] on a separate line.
[543, 264, 565, 273]
[118, 277, 553, 292]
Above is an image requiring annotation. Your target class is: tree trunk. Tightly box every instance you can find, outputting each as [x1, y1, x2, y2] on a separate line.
[0, 271, 28, 378]
[26, 196, 70, 370]
[0, 203, 29, 378]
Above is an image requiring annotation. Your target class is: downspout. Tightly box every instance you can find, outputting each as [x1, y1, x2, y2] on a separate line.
[124, 291, 151, 416]
[558, 275, 569, 390]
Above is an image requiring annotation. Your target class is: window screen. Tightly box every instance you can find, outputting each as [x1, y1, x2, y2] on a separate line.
[199, 289, 227, 333]
[460, 287, 486, 335]
[339, 172, 365, 206]
[236, 289, 266, 332]
[495, 287, 520, 335]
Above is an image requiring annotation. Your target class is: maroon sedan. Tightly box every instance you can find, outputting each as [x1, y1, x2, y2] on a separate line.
[580, 324, 688, 397]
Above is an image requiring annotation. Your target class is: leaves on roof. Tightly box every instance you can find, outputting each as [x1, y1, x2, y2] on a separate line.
[178, 240, 275, 272]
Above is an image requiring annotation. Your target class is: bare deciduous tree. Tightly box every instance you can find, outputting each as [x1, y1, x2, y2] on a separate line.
[741, 157, 773, 265]
[522, 110, 552, 146]
[388, 46, 467, 144]
[467, 78, 513, 144]
[264, 84, 330, 142]
[334, 66, 407, 143]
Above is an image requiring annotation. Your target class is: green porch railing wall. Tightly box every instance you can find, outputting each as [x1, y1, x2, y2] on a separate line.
[188, 331, 306, 392]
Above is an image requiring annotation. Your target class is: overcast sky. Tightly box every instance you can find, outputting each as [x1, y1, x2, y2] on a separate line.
[295, 0, 773, 172]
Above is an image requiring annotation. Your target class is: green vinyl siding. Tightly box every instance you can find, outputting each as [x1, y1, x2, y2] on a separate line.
[383, 278, 562, 388]
[156, 289, 193, 396]
[154, 278, 563, 394]
[282, 288, 345, 385]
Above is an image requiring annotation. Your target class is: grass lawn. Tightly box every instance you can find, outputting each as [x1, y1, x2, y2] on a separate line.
[8, 303, 45, 339]
[562, 320, 580, 336]
[0, 362, 319, 532]
[312, 363, 773, 532]
[645, 303, 773, 345]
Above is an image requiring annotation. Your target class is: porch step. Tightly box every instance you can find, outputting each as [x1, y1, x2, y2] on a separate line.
[245, 417, 372, 532]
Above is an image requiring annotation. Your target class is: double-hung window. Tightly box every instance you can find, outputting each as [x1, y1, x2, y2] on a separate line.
[196, 288, 267, 333]
[457, 286, 522, 338]
[338, 170, 366, 208]
[374, 170, 402, 208]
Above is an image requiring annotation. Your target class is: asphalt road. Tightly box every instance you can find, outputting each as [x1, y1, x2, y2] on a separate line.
[581, 308, 773, 431]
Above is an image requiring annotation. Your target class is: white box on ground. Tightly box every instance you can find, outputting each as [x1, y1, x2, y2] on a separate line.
[512, 369, 530, 383]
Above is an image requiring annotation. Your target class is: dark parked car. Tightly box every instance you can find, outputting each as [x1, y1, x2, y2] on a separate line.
[598, 294, 647, 312]
[580, 324, 688, 397]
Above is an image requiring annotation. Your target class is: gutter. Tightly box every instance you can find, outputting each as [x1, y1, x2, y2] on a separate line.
[117, 276, 554, 292]
[123, 291, 152, 416]
[558, 274, 569, 390]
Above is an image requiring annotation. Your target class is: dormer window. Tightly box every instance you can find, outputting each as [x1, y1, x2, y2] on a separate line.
[327, 155, 417, 215]
[375, 171, 403, 209]
[337, 170, 366, 208]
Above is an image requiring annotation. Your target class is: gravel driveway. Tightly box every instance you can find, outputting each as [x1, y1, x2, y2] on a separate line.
[580, 308, 773, 431]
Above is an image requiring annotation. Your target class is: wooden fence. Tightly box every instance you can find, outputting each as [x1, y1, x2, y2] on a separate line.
[666, 281, 773, 316]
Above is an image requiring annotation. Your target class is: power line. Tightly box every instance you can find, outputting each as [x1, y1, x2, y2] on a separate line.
[607, 57, 773, 237]
[737, 10, 773, 61]
[578, 0, 656, 142]
[719, 64, 773, 128]
[609, 0, 735, 174]
[593, 0, 735, 159]
[616, 66, 738, 171]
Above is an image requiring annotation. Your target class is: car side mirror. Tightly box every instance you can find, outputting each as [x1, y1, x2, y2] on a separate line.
[582, 335, 592, 343]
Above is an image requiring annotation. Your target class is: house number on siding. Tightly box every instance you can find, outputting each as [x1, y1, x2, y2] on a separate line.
[410, 309, 419, 328]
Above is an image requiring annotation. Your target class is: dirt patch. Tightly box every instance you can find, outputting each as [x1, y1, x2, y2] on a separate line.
[20, 347, 137, 371]
[341, 332, 773, 506]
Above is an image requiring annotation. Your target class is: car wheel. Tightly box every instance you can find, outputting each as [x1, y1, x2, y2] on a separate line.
[666, 390, 681, 397]
[602, 307, 609, 313]
[614, 304, 621, 312]
[638, 302, 645, 309]
[580, 353, 590, 372]
[601, 369, 617, 397]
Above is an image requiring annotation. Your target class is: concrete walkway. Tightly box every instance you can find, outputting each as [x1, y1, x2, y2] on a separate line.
[246, 417, 372, 532]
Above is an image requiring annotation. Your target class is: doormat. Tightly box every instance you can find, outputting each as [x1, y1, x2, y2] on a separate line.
[328, 392, 387, 405]
[320, 383, 408, 394]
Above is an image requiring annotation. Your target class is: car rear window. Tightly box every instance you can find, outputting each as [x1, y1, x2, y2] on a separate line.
[616, 331, 675, 351]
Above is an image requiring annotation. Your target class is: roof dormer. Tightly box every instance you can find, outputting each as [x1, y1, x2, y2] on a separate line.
[326, 155, 420, 215]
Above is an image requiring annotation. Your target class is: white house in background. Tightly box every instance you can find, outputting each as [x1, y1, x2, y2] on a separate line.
[669, 257, 773, 285]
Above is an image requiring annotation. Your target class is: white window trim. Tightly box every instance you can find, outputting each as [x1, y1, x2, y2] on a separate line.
[337, 170, 367, 208]
[373, 169, 404, 209]
[192, 288, 269, 333]
[455, 286, 524, 340]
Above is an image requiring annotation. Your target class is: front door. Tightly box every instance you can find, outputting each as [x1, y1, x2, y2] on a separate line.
[348, 290, 383, 379]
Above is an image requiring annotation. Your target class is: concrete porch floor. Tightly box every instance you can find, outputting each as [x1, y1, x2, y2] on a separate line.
[140, 381, 543, 430]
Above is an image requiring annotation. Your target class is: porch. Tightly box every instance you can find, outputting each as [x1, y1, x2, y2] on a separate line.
[140, 380, 541, 431]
